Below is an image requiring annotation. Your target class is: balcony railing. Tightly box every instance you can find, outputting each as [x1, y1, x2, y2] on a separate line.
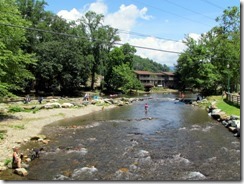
[138, 77, 165, 80]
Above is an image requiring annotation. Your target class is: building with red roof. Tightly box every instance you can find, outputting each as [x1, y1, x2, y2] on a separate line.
[134, 70, 177, 89]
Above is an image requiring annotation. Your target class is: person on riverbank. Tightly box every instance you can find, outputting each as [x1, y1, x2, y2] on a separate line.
[24, 95, 30, 104]
[83, 93, 89, 101]
[12, 146, 23, 169]
[38, 96, 43, 104]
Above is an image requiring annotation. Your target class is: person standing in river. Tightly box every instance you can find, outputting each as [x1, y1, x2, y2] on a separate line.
[145, 103, 149, 112]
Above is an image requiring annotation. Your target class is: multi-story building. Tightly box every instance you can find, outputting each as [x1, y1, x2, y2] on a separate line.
[134, 70, 177, 89]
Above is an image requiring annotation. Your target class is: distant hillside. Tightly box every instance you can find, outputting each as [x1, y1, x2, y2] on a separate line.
[169, 66, 175, 72]
[133, 55, 170, 72]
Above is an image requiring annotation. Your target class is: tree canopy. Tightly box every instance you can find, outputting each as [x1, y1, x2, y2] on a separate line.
[133, 55, 170, 72]
[1, 0, 237, 98]
[0, 0, 36, 97]
[175, 6, 240, 96]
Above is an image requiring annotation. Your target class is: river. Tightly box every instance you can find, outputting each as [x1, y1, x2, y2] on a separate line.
[1, 93, 240, 181]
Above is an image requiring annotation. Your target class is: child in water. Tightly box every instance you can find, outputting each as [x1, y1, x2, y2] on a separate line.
[145, 103, 149, 111]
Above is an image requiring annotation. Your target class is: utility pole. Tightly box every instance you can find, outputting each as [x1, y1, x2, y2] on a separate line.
[227, 64, 230, 93]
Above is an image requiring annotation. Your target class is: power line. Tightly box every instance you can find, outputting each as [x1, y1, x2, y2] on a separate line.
[0, 22, 239, 62]
[117, 29, 184, 43]
[0, 10, 184, 44]
[164, 0, 215, 21]
[130, 0, 213, 28]
[0, 22, 79, 38]
[199, 0, 225, 10]
[115, 42, 182, 54]
[0, 22, 182, 54]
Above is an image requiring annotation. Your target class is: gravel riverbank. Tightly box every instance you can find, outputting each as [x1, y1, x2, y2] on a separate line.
[0, 102, 116, 163]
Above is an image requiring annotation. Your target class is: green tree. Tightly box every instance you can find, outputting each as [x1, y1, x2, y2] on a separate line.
[104, 47, 125, 91]
[121, 43, 136, 69]
[79, 11, 120, 90]
[32, 16, 91, 95]
[16, 0, 48, 53]
[112, 63, 143, 93]
[175, 6, 240, 95]
[104, 44, 137, 91]
[214, 6, 240, 92]
[133, 55, 170, 72]
[34, 38, 90, 95]
[0, 0, 36, 97]
[175, 36, 221, 94]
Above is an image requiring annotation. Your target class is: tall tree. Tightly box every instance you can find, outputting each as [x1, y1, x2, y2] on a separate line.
[16, 0, 48, 53]
[79, 11, 120, 90]
[0, 0, 36, 97]
[104, 44, 136, 91]
[214, 6, 240, 92]
[175, 6, 240, 95]
[32, 14, 91, 95]
[111, 63, 143, 93]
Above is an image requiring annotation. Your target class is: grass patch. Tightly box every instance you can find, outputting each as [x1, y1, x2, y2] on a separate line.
[150, 87, 178, 93]
[207, 96, 240, 116]
[4, 159, 12, 166]
[8, 105, 24, 113]
[58, 113, 65, 117]
[32, 107, 41, 114]
[9, 124, 25, 129]
[0, 130, 7, 140]
[0, 133, 5, 140]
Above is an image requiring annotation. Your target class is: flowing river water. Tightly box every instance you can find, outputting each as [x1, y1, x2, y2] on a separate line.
[1, 93, 241, 181]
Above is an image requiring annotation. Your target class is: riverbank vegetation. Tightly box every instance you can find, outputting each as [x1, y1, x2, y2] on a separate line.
[0, 0, 240, 101]
[175, 6, 240, 96]
[0, 0, 172, 100]
[206, 96, 240, 116]
[150, 87, 178, 93]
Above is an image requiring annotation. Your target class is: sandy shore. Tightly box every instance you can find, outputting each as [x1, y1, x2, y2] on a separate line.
[0, 104, 116, 163]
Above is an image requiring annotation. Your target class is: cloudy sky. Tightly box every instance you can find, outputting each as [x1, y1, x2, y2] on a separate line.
[44, 0, 240, 67]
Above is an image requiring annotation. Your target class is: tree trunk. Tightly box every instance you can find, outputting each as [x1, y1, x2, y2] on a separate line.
[90, 63, 96, 90]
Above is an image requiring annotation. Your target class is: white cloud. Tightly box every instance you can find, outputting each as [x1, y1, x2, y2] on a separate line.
[188, 33, 201, 41]
[127, 37, 187, 66]
[87, 0, 108, 15]
[57, 0, 108, 21]
[104, 4, 152, 31]
[55, 0, 195, 66]
[57, 8, 82, 21]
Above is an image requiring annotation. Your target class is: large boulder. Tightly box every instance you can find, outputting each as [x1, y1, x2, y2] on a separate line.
[44, 102, 61, 109]
[61, 103, 74, 108]
[0, 162, 7, 171]
[30, 134, 47, 141]
[49, 99, 58, 102]
[211, 109, 221, 114]
[229, 120, 240, 129]
[230, 115, 240, 120]
[14, 168, 28, 176]
[103, 99, 113, 104]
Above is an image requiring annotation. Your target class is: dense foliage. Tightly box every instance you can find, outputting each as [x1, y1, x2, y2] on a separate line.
[175, 6, 240, 96]
[0, 0, 239, 97]
[133, 55, 170, 72]
[0, 0, 36, 97]
[0, 0, 169, 97]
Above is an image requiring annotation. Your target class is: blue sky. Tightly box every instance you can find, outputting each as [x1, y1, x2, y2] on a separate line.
[44, 0, 240, 66]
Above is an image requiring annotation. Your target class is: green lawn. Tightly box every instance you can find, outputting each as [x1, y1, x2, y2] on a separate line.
[207, 96, 240, 116]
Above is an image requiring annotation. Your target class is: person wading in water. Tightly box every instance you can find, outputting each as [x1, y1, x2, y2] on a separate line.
[145, 103, 149, 113]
